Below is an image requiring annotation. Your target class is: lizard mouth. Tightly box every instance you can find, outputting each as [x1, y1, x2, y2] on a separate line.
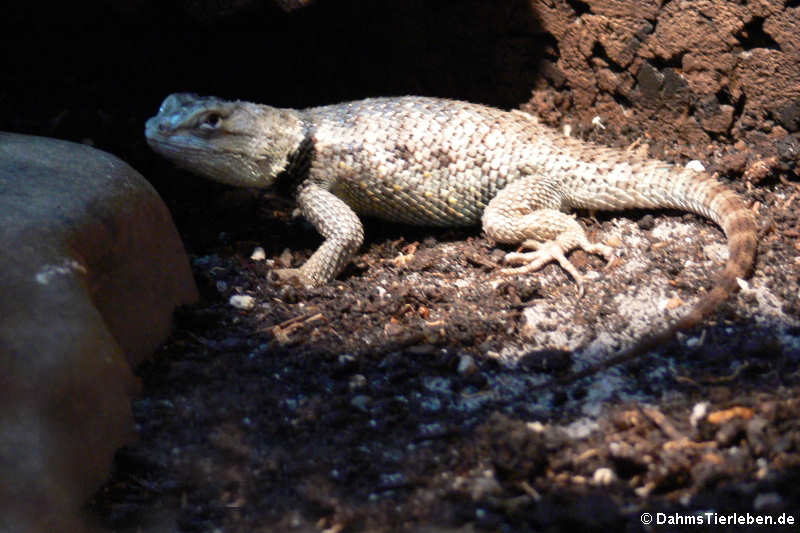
[144, 120, 195, 157]
[144, 117, 172, 142]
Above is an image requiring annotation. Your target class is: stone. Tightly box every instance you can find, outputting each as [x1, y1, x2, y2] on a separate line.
[0, 133, 198, 532]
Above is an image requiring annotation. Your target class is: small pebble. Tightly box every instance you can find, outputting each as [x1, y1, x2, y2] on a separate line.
[338, 354, 357, 366]
[686, 160, 705, 172]
[350, 395, 372, 412]
[348, 374, 367, 390]
[229, 294, 255, 310]
[685, 335, 703, 348]
[592, 467, 617, 486]
[690, 402, 709, 427]
[457, 355, 477, 375]
[526, 421, 546, 433]
[250, 246, 266, 261]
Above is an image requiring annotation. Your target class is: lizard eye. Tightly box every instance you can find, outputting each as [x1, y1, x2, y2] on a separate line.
[199, 112, 222, 129]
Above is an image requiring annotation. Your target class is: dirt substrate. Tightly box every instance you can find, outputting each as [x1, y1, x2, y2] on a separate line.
[90, 165, 800, 531]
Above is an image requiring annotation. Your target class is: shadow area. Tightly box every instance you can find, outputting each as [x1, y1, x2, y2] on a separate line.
[91, 290, 798, 531]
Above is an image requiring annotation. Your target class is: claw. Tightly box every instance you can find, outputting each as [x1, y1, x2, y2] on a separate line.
[500, 241, 585, 283]
[498, 239, 615, 297]
[585, 242, 615, 262]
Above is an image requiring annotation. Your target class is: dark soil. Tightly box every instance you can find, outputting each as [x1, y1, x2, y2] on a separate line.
[89, 166, 800, 532]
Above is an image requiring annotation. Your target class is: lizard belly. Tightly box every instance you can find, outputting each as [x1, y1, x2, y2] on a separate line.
[330, 169, 493, 227]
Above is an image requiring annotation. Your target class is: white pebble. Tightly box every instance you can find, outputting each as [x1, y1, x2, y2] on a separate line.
[685, 160, 705, 172]
[592, 467, 617, 485]
[250, 246, 266, 261]
[689, 401, 709, 427]
[229, 294, 255, 310]
[526, 421, 546, 433]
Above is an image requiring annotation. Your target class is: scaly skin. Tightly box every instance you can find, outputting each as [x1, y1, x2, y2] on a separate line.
[146, 93, 757, 343]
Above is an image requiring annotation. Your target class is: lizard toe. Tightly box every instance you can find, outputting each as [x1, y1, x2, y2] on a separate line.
[583, 242, 615, 262]
[500, 241, 585, 284]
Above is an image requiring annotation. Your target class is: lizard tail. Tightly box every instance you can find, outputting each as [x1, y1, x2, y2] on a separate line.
[663, 169, 758, 332]
[557, 169, 757, 385]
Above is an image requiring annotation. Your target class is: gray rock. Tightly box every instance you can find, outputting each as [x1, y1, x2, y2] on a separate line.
[0, 133, 198, 532]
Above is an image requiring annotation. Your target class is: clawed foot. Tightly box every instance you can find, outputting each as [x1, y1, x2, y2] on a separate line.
[499, 239, 614, 295]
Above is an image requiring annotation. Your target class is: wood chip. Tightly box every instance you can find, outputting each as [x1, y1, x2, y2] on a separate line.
[707, 406, 755, 425]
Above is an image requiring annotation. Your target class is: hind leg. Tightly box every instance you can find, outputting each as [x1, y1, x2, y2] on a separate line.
[481, 175, 613, 285]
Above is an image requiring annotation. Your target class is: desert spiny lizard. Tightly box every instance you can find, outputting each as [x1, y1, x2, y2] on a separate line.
[145, 94, 757, 341]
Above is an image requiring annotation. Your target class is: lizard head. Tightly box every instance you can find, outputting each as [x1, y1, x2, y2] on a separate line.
[145, 93, 304, 188]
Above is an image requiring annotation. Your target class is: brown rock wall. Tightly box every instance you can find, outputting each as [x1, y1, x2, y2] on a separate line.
[528, 0, 799, 177]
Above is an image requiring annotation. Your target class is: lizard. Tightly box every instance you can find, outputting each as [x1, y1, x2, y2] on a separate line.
[145, 93, 757, 354]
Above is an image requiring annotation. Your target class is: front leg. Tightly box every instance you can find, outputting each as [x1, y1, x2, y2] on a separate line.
[274, 183, 364, 286]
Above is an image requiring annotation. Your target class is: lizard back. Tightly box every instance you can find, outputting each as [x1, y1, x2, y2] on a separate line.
[302, 97, 544, 226]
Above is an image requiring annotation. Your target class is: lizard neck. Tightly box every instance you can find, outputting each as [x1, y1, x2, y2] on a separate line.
[274, 118, 316, 198]
[246, 105, 307, 185]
